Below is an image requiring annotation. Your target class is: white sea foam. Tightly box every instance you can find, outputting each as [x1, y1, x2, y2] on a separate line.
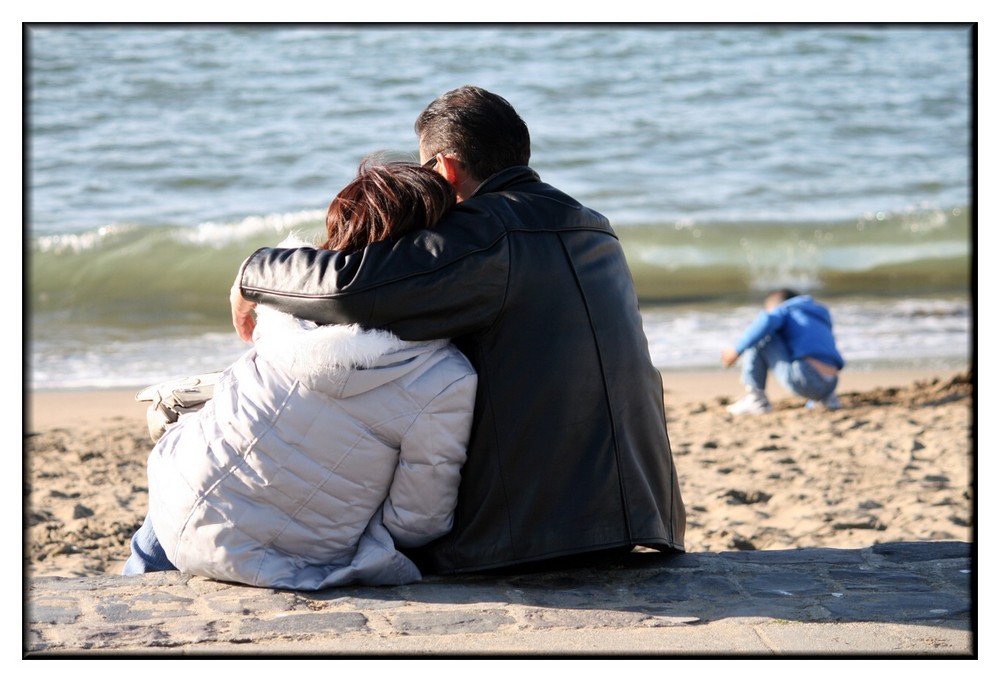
[184, 210, 326, 248]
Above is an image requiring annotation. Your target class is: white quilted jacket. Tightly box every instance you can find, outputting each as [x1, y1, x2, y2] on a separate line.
[146, 304, 477, 590]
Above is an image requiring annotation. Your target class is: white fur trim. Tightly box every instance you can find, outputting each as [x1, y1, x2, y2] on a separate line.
[254, 311, 407, 373]
[277, 233, 317, 249]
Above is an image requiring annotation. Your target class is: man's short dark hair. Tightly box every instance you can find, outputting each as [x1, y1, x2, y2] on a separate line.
[415, 85, 531, 183]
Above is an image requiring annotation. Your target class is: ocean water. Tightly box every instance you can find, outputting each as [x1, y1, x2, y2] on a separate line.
[26, 25, 974, 390]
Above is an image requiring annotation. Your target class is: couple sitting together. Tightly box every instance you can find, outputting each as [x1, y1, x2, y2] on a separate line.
[123, 86, 687, 590]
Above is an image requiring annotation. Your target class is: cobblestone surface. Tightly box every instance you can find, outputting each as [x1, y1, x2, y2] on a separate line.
[25, 541, 974, 656]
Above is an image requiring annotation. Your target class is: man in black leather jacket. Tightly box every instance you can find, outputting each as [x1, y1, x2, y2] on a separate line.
[230, 86, 685, 574]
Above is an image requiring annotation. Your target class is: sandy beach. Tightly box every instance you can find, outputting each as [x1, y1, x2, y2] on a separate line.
[25, 367, 973, 579]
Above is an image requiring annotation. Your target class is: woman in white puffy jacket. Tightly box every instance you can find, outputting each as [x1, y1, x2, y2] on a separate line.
[123, 158, 477, 590]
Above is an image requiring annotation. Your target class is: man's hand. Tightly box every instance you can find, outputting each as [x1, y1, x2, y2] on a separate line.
[721, 347, 740, 368]
[230, 280, 257, 342]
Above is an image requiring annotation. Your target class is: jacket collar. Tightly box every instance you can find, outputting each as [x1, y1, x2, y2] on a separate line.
[469, 165, 541, 199]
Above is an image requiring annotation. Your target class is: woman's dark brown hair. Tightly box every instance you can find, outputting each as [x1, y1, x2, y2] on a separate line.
[321, 156, 457, 252]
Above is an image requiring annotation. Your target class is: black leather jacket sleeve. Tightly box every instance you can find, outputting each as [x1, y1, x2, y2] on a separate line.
[238, 197, 511, 342]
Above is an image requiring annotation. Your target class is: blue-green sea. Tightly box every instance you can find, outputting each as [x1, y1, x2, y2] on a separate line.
[27, 25, 973, 389]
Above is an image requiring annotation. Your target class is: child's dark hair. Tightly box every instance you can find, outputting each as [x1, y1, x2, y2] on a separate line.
[322, 155, 457, 252]
[764, 289, 799, 306]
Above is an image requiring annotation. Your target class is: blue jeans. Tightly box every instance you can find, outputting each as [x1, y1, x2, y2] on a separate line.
[122, 514, 177, 575]
[741, 334, 838, 401]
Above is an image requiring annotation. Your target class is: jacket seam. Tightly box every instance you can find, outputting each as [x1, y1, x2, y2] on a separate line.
[474, 225, 529, 560]
[395, 368, 477, 443]
[555, 232, 632, 539]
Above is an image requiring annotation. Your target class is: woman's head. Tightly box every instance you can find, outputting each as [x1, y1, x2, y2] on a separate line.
[322, 156, 457, 252]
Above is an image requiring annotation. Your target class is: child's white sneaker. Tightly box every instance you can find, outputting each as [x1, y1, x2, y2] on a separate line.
[727, 388, 772, 415]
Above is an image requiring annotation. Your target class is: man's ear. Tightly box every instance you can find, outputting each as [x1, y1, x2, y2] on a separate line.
[438, 155, 465, 190]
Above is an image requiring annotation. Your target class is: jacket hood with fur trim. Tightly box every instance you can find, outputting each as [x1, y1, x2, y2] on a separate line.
[252, 306, 449, 399]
